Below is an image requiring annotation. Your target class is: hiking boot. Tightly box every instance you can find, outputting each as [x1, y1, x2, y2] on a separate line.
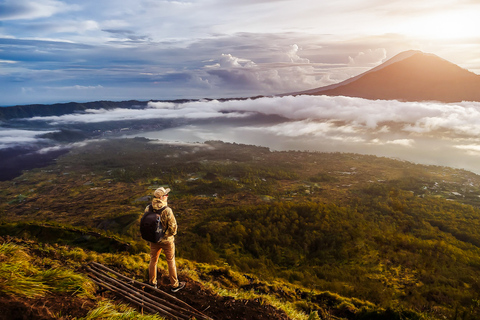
[148, 282, 157, 289]
[171, 282, 185, 292]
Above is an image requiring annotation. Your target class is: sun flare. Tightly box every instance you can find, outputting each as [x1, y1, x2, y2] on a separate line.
[398, 9, 480, 40]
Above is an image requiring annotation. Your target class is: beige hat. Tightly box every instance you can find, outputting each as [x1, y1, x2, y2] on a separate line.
[154, 187, 171, 198]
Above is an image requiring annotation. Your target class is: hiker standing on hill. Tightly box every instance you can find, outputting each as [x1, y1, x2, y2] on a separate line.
[143, 187, 185, 292]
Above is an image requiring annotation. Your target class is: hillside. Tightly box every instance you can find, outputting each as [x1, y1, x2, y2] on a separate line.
[0, 100, 148, 121]
[299, 51, 480, 102]
[0, 237, 295, 320]
[2, 139, 480, 319]
[0, 99, 202, 121]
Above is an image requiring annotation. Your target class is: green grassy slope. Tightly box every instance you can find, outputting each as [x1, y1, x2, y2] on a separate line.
[2, 138, 480, 319]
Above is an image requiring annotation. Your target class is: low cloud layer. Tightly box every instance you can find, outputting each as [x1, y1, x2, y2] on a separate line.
[14, 95, 480, 174]
[0, 128, 55, 149]
[26, 95, 480, 137]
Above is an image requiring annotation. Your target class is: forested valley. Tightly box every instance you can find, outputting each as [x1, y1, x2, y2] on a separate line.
[2, 138, 480, 320]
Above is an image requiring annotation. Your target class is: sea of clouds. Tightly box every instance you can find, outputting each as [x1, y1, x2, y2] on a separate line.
[4, 95, 480, 174]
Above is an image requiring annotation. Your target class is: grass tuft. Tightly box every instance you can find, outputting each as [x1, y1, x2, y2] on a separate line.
[0, 242, 95, 298]
[38, 268, 96, 297]
[79, 302, 166, 320]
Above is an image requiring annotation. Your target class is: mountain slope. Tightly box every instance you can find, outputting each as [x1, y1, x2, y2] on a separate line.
[3, 139, 480, 319]
[299, 51, 480, 102]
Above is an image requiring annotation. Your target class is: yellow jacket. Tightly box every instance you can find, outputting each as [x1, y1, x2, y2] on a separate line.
[145, 198, 177, 243]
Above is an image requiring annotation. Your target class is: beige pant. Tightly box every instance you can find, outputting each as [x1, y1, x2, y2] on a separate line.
[149, 241, 179, 287]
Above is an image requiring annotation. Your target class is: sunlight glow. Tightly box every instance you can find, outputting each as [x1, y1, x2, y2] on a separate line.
[398, 9, 480, 40]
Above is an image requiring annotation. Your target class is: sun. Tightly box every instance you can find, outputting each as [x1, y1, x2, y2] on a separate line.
[397, 8, 480, 41]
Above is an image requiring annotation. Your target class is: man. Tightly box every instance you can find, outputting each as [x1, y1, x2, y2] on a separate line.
[145, 187, 185, 292]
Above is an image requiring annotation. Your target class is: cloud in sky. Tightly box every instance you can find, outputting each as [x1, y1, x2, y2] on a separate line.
[17, 95, 480, 173]
[0, 0, 77, 20]
[1, 0, 480, 105]
[348, 48, 387, 66]
[3, 1, 480, 179]
[24, 95, 480, 137]
[0, 128, 55, 149]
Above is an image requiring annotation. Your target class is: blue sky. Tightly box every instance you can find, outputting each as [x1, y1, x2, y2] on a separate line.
[1, 0, 480, 106]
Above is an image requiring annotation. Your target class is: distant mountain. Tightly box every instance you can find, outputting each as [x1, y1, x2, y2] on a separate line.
[0, 99, 199, 121]
[295, 50, 480, 103]
[0, 100, 148, 121]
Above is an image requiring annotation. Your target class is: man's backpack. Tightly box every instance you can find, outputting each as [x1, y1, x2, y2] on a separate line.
[140, 205, 167, 243]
